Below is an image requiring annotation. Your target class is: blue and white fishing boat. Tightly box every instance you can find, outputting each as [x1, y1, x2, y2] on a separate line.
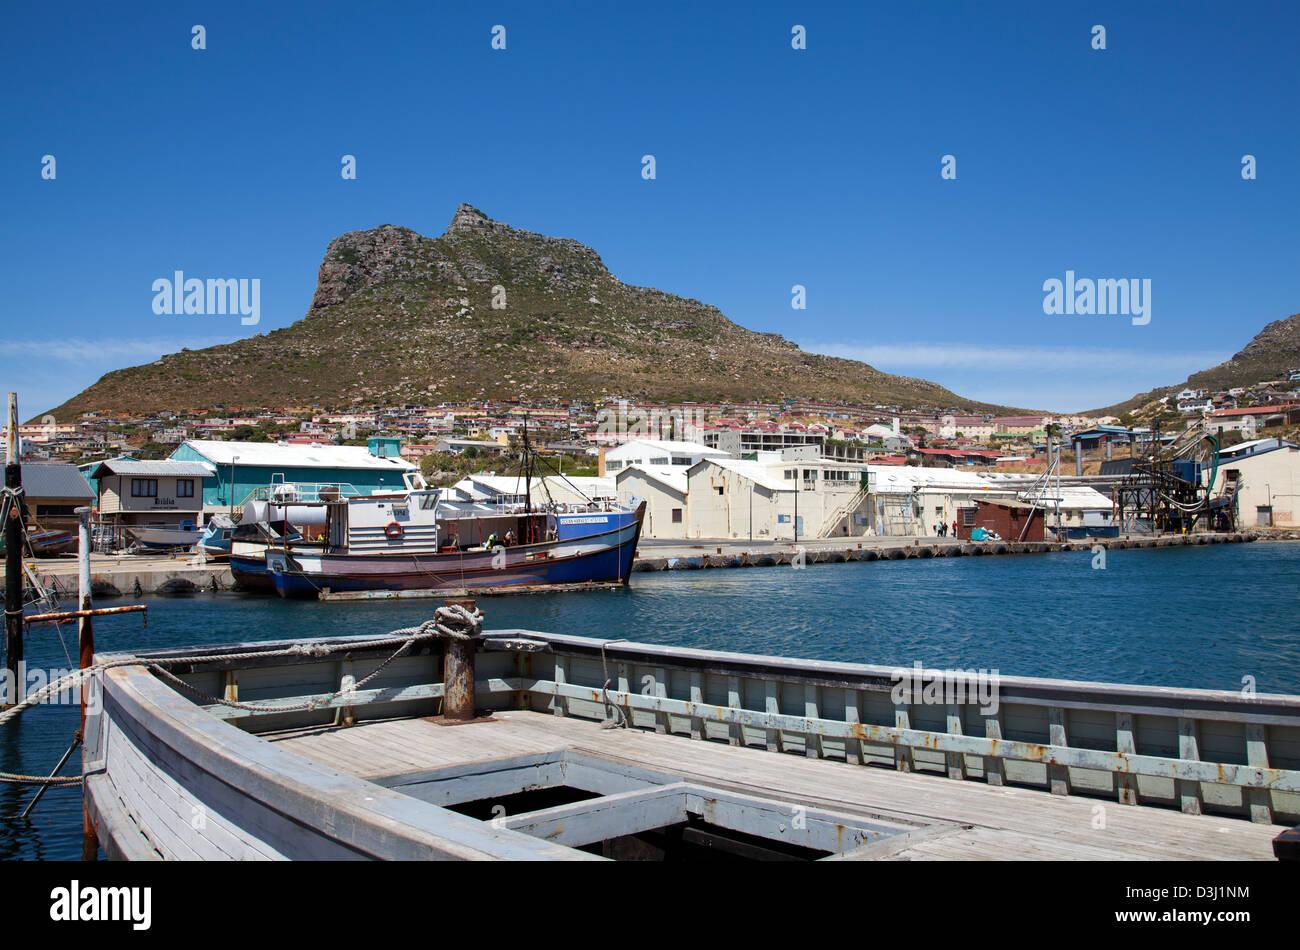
[197, 514, 237, 560]
[230, 438, 644, 598]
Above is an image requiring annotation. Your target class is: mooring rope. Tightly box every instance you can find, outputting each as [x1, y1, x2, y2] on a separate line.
[0, 614, 485, 785]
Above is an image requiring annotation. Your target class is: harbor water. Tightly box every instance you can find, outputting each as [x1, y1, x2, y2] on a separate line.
[3, 540, 1298, 859]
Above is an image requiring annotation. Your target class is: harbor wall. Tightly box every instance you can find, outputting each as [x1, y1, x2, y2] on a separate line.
[5, 530, 1292, 598]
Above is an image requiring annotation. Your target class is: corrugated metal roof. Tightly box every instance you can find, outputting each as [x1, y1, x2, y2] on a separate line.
[616, 465, 688, 494]
[180, 439, 415, 471]
[17, 463, 94, 500]
[91, 459, 215, 478]
[691, 458, 790, 492]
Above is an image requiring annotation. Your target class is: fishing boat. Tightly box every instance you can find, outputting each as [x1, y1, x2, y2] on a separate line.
[231, 483, 644, 597]
[230, 433, 645, 598]
[0, 527, 77, 558]
[197, 514, 237, 561]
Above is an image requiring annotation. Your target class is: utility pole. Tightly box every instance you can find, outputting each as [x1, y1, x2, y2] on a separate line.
[4, 393, 22, 707]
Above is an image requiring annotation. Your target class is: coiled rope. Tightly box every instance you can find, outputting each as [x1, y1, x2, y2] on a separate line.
[0, 613, 484, 785]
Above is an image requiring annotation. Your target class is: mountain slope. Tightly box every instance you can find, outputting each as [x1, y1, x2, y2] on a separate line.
[1093, 311, 1300, 416]
[50, 204, 1019, 417]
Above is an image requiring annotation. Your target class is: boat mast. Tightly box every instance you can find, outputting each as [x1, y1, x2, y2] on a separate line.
[523, 418, 532, 514]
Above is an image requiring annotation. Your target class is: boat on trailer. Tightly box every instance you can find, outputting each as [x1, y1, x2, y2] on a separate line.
[80, 608, 1300, 861]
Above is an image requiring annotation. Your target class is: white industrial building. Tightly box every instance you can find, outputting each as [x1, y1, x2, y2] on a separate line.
[867, 465, 1115, 537]
[617, 456, 872, 541]
[614, 466, 689, 538]
[1211, 438, 1299, 527]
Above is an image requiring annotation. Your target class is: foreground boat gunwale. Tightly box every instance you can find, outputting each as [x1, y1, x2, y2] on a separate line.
[84, 627, 1300, 860]
[83, 658, 597, 860]
[98, 629, 1300, 719]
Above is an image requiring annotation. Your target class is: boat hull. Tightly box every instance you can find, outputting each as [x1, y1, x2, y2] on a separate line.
[232, 504, 645, 598]
[125, 526, 201, 549]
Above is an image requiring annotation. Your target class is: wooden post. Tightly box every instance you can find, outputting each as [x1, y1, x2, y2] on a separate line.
[441, 598, 477, 721]
[76, 505, 99, 861]
[4, 393, 22, 708]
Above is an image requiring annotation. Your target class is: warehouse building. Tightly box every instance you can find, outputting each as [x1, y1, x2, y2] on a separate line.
[1211, 438, 1299, 527]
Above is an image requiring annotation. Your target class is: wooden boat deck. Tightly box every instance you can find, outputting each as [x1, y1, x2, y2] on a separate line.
[269, 710, 1282, 860]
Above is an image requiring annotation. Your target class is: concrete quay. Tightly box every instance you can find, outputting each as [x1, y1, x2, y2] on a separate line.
[21, 554, 234, 598]
[630, 531, 1266, 572]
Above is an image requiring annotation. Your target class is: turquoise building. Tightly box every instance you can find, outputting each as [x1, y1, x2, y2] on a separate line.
[169, 439, 416, 516]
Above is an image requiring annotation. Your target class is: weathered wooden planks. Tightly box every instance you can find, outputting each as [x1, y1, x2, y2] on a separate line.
[273, 711, 1283, 860]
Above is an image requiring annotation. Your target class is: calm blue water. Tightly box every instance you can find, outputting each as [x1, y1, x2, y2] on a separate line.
[3, 540, 1298, 859]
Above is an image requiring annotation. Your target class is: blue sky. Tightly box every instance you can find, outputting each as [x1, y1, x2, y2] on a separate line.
[2, 1, 1296, 417]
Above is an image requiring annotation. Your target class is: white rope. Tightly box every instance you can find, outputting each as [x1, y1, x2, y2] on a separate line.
[433, 602, 483, 641]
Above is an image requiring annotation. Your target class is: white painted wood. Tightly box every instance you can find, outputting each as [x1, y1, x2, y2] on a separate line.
[844, 689, 864, 765]
[278, 711, 1283, 860]
[1048, 707, 1070, 795]
[804, 684, 823, 759]
[764, 680, 782, 753]
[1115, 712, 1139, 805]
[1177, 717, 1203, 815]
[984, 713, 1005, 786]
[88, 666, 599, 860]
[653, 666, 669, 734]
[893, 699, 913, 773]
[1244, 723, 1272, 824]
[727, 676, 742, 747]
[551, 656, 568, 718]
[689, 671, 705, 740]
[945, 703, 966, 780]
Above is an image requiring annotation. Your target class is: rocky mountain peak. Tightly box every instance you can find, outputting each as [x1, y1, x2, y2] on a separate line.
[445, 203, 501, 235]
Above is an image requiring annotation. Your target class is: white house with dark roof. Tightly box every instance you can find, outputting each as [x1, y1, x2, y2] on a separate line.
[90, 458, 214, 533]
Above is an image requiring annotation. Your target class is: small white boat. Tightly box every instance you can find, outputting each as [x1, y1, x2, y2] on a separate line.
[124, 522, 202, 550]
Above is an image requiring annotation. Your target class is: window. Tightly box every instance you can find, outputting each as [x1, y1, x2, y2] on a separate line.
[784, 469, 796, 480]
[131, 478, 157, 498]
[671, 508, 682, 523]
[671, 456, 690, 465]
[650, 457, 669, 465]
[961, 508, 975, 525]
[177, 479, 194, 498]
[715, 486, 724, 495]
